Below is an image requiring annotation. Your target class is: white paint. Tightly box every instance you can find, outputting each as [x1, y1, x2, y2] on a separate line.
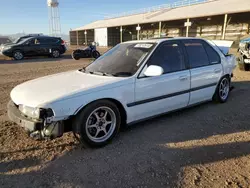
[189, 64, 222, 105]
[94, 28, 108, 46]
[10, 38, 236, 124]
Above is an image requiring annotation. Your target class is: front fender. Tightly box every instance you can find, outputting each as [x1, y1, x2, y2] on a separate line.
[46, 82, 134, 122]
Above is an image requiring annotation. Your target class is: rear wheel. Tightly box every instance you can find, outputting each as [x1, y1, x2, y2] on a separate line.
[71, 51, 80, 60]
[213, 76, 230, 103]
[73, 100, 121, 148]
[13, 50, 24, 60]
[51, 49, 60, 58]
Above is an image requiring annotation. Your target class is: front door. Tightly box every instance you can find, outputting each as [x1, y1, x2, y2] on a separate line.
[182, 39, 223, 105]
[130, 41, 191, 121]
[23, 38, 41, 56]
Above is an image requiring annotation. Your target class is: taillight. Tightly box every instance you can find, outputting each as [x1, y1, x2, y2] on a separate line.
[61, 40, 65, 45]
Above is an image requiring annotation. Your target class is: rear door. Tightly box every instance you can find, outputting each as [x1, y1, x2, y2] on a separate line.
[36, 38, 51, 55]
[182, 39, 223, 105]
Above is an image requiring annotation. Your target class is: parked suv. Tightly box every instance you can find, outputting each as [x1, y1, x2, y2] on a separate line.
[1, 36, 67, 60]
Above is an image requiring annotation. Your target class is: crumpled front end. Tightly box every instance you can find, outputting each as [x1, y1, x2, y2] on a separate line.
[7, 100, 65, 140]
[239, 41, 250, 59]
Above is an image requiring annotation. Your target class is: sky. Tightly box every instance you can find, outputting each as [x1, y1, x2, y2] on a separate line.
[0, 0, 195, 35]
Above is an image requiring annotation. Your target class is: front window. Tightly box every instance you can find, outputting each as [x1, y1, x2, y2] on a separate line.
[84, 42, 156, 77]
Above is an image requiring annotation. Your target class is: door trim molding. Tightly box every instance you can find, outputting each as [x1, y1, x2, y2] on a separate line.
[127, 82, 217, 107]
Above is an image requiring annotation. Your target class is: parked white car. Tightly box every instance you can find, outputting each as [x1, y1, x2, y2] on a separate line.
[8, 38, 236, 147]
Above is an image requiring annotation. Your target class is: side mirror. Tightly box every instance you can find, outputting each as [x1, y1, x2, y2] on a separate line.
[144, 65, 164, 77]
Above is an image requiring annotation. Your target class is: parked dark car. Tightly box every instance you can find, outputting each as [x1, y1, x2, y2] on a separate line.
[0, 36, 67, 60]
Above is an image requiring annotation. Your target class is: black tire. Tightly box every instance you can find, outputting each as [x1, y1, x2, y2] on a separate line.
[13, 50, 24, 60]
[213, 76, 230, 103]
[73, 100, 121, 148]
[238, 56, 250, 71]
[51, 49, 60, 58]
[243, 63, 250, 71]
[71, 51, 80, 60]
[92, 51, 100, 59]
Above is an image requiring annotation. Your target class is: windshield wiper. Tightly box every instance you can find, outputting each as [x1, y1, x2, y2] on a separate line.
[112, 72, 132, 77]
[88, 71, 114, 77]
[80, 67, 86, 72]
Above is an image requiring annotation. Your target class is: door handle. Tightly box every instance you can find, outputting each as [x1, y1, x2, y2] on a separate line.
[179, 76, 188, 81]
[214, 68, 222, 73]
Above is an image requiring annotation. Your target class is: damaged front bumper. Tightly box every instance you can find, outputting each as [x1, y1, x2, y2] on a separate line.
[7, 101, 64, 140]
[7, 101, 43, 132]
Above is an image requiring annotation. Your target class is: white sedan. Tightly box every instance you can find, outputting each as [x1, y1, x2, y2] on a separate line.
[8, 38, 236, 148]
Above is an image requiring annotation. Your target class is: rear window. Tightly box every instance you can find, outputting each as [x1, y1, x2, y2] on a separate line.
[183, 40, 210, 68]
[202, 41, 221, 64]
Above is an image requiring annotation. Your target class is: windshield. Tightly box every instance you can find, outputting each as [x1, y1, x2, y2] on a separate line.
[13, 37, 28, 44]
[85, 42, 156, 77]
[13, 38, 21, 43]
[18, 37, 33, 44]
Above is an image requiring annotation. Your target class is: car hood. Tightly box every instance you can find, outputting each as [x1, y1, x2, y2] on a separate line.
[2, 42, 14, 46]
[10, 70, 125, 107]
[1, 43, 17, 50]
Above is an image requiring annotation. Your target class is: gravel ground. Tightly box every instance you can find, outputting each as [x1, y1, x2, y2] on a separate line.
[1, 53, 250, 188]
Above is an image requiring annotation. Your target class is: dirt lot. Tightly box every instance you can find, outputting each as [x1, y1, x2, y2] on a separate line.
[1, 53, 250, 188]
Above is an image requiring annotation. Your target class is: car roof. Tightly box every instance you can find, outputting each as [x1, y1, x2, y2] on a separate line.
[123, 37, 207, 44]
[21, 35, 61, 39]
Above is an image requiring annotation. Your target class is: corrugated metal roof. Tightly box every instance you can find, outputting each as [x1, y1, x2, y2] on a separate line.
[73, 0, 250, 31]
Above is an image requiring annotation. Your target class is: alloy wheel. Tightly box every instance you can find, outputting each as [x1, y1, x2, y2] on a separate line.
[85, 106, 116, 143]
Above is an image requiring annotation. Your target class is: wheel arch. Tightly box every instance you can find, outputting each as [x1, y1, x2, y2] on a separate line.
[74, 98, 128, 128]
[12, 49, 24, 59]
[213, 74, 231, 101]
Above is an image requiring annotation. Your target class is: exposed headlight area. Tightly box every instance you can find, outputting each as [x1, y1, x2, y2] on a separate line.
[244, 59, 250, 64]
[18, 104, 54, 119]
[3, 46, 11, 51]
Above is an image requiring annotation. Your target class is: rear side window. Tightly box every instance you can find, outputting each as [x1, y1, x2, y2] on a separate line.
[202, 41, 221, 64]
[38, 38, 60, 44]
[37, 38, 47, 44]
[183, 40, 210, 68]
[50, 38, 60, 44]
[147, 41, 186, 73]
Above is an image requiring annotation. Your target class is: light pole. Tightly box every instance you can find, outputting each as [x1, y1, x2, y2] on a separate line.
[84, 30, 87, 45]
[120, 26, 123, 43]
[136, 24, 141, 40]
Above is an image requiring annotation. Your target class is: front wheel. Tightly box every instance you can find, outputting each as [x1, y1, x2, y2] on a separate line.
[73, 100, 121, 148]
[13, 50, 24, 60]
[92, 51, 100, 59]
[213, 76, 230, 103]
